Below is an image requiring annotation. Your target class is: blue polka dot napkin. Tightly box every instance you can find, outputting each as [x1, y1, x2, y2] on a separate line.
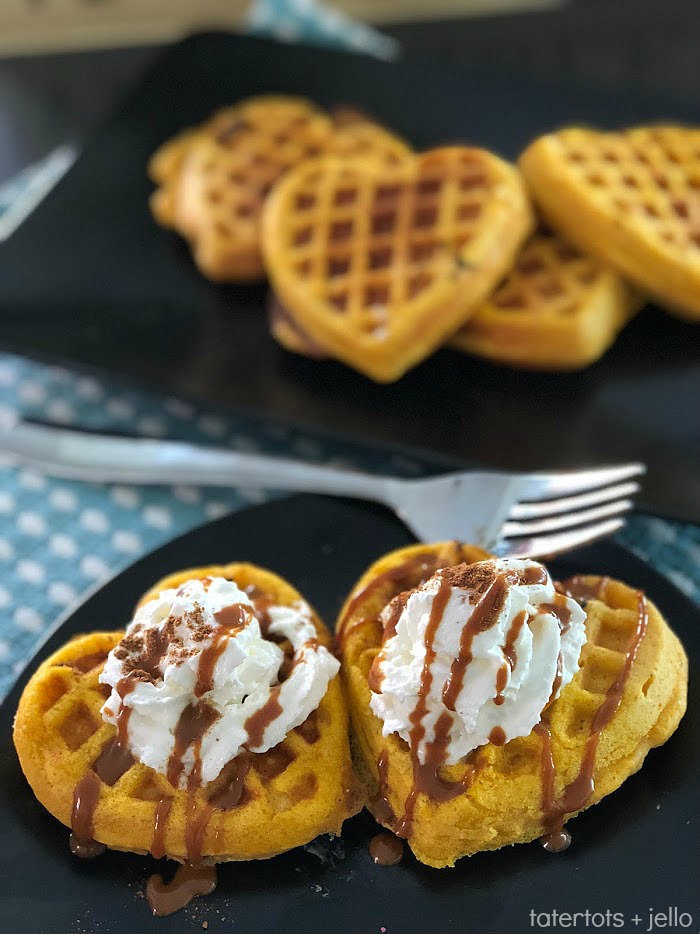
[0, 351, 698, 701]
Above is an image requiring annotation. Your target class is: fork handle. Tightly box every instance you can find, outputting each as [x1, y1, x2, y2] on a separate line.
[1, 422, 397, 502]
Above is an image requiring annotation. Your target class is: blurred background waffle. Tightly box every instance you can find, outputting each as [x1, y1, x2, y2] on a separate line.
[146, 97, 698, 380]
[149, 98, 412, 282]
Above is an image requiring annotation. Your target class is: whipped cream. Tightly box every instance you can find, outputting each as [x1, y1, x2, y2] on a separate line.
[369, 558, 586, 765]
[100, 577, 339, 788]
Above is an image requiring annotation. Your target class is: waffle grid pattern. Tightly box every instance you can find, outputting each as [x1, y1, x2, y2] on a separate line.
[340, 544, 686, 866]
[45, 646, 324, 809]
[451, 231, 642, 369]
[150, 97, 412, 282]
[558, 128, 700, 253]
[193, 102, 332, 240]
[270, 150, 518, 339]
[483, 234, 599, 316]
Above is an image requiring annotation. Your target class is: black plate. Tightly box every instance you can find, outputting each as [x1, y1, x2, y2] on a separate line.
[0, 32, 698, 522]
[0, 495, 697, 933]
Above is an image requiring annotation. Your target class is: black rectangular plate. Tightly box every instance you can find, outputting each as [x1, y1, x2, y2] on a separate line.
[0, 495, 697, 933]
[0, 32, 698, 521]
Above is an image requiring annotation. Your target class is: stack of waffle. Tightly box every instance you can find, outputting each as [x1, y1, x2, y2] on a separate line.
[150, 101, 699, 380]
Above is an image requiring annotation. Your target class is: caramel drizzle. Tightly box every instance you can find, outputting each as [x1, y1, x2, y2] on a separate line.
[68, 578, 320, 898]
[395, 579, 467, 839]
[493, 664, 509, 706]
[92, 737, 134, 786]
[244, 689, 283, 749]
[196, 602, 249, 698]
[442, 571, 515, 712]
[536, 589, 649, 851]
[146, 863, 217, 917]
[70, 771, 105, 858]
[372, 749, 397, 827]
[207, 753, 252, 810]
[502, 609, 527, 671]
[338, 552, 440, 640]
[558, 575, 610, 605]
[244, 584, 274, 635]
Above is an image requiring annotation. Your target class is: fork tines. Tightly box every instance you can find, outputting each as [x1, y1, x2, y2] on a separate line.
[501, 463, 644, 558]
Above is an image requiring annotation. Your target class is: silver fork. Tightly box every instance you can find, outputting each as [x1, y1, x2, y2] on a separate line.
[0, 422, 644, 558]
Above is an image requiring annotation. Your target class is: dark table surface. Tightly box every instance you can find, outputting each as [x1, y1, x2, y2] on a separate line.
[0, 5, 698, 524]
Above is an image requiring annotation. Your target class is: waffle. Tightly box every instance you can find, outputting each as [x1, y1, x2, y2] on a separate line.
[268, 293, 330, 359]
[261, 147, 535, 381]
[14, 562, 364, 863]
[149, 98, 411, 282]
[338, 543, 687, 868]
[519, 126, 700, 322]
[327, 108, 412, 167]
[451, 232, 643, 370]
[148, 129, 203, 229]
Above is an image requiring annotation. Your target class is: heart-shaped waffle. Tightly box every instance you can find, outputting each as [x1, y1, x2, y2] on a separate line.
[14, 562, 364, 862]
[149, 97, 412, 282]
[167, 96, 333, 281]
[261, 147, 535, 381]
[451, 232, 643, 369]
[338, 543, 687, 868]
[519, 126, 700, 321]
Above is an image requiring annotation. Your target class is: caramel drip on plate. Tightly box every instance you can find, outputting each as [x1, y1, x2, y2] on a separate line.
[369, 832, 405, 866]
[442, 571, 514, 712]
[151, 797, 174, 860]
[146, 863, 217, 917]
[536, 590, 649, 852]
[70, 771, 105, 858]
[488, 726, 507, 746]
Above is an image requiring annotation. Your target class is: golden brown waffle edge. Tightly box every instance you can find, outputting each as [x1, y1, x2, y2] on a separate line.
[519, 125, 700, 322]
[14, 562, 364, 863]
[451, 232, 645, 369]
[261, 147, 535, 382]
[338, 543, 688, 868]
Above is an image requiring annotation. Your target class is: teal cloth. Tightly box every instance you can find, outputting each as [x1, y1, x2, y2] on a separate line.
[0, 351, 697, 700]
